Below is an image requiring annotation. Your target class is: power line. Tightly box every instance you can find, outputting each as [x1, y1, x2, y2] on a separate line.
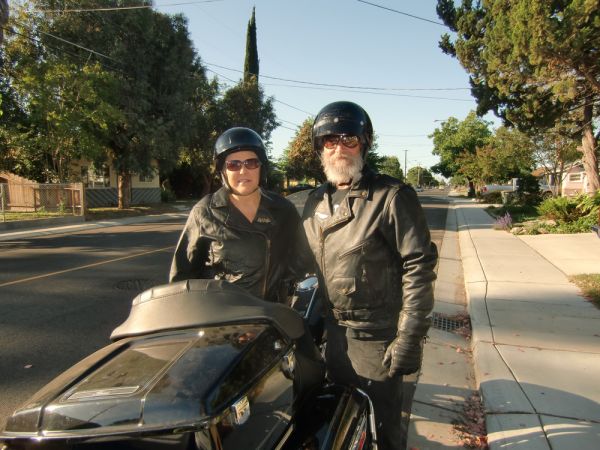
[273, 99, 314, 116]
[204, 62, 469, 92]
[262, 81, 473, 102]
[1, 24, 124, 74]
[37, 1, 224, 14]
[356, 1, 445, 27]
[11, 18, 121, 65]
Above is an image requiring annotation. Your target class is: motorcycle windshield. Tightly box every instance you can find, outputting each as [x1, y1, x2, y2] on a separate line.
[5, 323, 287, 439]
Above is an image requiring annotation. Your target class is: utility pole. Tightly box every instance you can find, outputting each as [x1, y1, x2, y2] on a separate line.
[404, 150, 408, 181]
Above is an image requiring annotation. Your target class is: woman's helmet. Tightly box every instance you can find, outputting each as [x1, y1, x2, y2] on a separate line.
[214, 127, 268, 186]
[312, 101, 373, 158]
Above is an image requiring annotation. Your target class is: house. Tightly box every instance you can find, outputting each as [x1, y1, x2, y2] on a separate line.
[533, 162, 595, 197]
[1, 157, 162, 210]
[70, 159, 161, 207]
[561, 163, 592, 197]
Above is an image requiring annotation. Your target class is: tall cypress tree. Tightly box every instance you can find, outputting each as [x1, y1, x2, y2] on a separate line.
[243, 7, 259, 83]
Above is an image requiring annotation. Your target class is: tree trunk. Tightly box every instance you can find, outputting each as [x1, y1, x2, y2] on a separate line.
[581, 104, 600, 194]
[118, 172, 131, 209]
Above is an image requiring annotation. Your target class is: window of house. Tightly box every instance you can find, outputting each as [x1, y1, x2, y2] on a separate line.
[139, 172, 154, 182]
[569, 173, 582, 182]
[89, 164, 110, 187]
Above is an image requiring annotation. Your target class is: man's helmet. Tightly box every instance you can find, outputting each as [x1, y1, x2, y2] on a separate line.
[312, 101, 373, 157]
[214, 127, 269, 187]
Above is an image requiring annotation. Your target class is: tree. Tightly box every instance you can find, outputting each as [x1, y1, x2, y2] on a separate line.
[406, 166, 434, 187]
[0, 0, 7, 47]
[3, 4, 120, 182]
[281, 117, 323, 184]
[243, 6, 259, 83]
[457, 127, 535, 186]
[429, 112, 493, 195]
[5, 1, 204, 207]
[437, 0, 600, 193]
[216, 79, 278, 142]
[379, 155, 404, 181]
[530, 121, 581, 194]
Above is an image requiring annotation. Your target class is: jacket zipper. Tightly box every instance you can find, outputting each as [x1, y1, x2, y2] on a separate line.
[262, 235, 271, 299]
[226, 222, 271, 299]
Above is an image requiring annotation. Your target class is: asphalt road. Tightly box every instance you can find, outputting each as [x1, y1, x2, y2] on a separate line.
[0, 191, 448, 429]
[0, 220, 185, 426]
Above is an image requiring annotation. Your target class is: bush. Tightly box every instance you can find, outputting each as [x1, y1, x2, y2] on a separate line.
[536, 196, 582, 222]
[576, 191, 600, 217]
[161, 187, 177, 203]
[536, 193, 600, 233]
[478, 191, 503, 204]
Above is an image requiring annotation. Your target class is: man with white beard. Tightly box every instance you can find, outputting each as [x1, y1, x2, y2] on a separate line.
[301, 101, 438, 450]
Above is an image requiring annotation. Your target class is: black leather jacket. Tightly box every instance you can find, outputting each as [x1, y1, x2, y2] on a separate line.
[302, 168, 437, 335]
[170, 187, 309, 303]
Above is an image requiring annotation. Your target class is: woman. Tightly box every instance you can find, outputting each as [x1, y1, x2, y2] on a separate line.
[169, 127, 310, 303]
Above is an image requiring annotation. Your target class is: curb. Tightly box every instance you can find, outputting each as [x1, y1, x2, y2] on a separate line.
[453, 201, 544, 449]
[0, 215, 85, 231]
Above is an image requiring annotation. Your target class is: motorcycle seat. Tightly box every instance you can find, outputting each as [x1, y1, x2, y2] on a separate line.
[111, 279, 306, 342]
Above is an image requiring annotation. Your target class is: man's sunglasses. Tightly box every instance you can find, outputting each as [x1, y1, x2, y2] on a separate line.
[323, 135, 361, 149]
[225, 158, 262, 171]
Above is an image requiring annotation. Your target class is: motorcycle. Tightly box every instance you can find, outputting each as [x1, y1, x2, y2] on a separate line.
[1, 278, 377, 450]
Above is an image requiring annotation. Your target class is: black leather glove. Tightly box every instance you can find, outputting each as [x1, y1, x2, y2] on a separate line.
[382, 333, 424, 377]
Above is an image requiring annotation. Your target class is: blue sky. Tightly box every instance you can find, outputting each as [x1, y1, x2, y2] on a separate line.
[155, 0, 492, 172]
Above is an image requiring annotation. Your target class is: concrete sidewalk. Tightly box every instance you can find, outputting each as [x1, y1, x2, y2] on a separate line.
[456, 201, 600, 449]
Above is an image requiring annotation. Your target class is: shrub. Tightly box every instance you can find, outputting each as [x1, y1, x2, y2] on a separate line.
[161, 187, 177, 203]
[478, 191, 503, 204]
[494, 212, 513, 231]
[536, 196, 582, 222]
[576, 191, 600, 217]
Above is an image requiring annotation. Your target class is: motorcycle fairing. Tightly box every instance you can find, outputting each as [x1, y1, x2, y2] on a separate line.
[2, 322, 291, 444]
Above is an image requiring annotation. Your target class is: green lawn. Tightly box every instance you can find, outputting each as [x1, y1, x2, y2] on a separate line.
[0, 210, 71, 222]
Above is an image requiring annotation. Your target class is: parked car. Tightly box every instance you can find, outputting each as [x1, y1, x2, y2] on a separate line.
[480, 179, 556, 199]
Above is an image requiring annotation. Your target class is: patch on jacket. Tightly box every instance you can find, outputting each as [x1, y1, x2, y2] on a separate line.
[256, 216, 271, 223]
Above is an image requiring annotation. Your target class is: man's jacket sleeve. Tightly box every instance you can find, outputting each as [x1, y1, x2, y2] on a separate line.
[382, 186, 437, 337]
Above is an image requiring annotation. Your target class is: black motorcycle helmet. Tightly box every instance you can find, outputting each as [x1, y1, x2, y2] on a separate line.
[214, 127, 269, 187]
[312, 101, 373, 158]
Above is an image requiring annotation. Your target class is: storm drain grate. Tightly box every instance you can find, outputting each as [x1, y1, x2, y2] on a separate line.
[431, 312, 468, 332]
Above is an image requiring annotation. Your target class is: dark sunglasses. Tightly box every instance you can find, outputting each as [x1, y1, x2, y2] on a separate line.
[225, 158, 262, 171]
[323, 134, 361, 149]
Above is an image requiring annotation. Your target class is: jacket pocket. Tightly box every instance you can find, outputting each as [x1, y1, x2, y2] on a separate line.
[333, 277, 356, 296]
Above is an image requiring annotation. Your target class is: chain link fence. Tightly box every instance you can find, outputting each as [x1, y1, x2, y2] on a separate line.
[0, 182, 84, 222]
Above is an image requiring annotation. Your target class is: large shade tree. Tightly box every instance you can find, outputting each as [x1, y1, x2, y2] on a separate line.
[281, 118, 323, 184]
[437, 0, 600, 193]
[429, 111, 493, 196]
[456, 126, 535, 187]
[4, 0, 205, 207]
[379, 155, 404, 182]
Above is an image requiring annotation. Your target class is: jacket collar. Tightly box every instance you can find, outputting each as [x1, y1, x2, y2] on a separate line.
[209, 187, 280, 228]
[312, 166, 374, 230]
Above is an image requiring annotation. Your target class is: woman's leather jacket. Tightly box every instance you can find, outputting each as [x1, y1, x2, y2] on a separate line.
[170, 187, 309, 303]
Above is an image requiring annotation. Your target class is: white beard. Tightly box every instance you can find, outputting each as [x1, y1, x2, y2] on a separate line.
[321, 152, 364, 185]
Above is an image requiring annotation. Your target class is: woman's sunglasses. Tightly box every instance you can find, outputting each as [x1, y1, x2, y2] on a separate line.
[225, 158, 262, 171]
[322, 134, 361, 149]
